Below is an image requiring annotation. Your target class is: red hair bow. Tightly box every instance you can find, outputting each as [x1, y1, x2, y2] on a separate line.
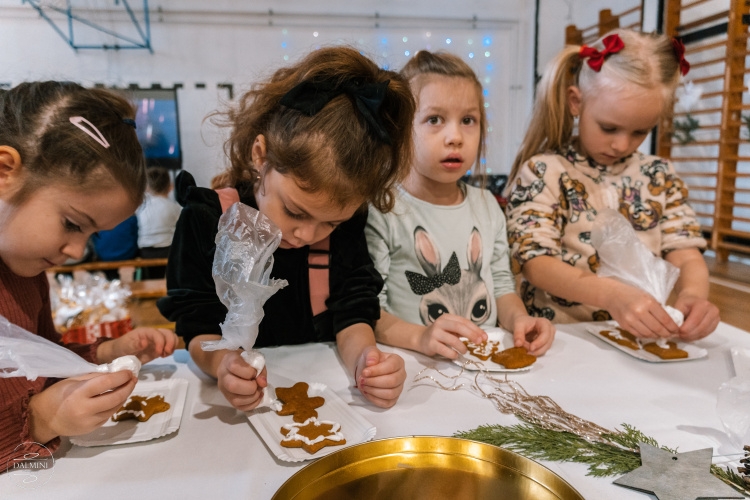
[672, 38, 690, 76]
[579, 34, 625, 72]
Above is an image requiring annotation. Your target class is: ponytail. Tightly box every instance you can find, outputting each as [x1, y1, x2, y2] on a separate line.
[509, 46, 581, 183]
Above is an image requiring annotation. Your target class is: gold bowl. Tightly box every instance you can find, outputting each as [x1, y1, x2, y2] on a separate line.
[273, 436, 585, 500]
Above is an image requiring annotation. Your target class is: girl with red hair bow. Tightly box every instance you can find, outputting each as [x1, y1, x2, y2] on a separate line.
[505, 29, 719, 342]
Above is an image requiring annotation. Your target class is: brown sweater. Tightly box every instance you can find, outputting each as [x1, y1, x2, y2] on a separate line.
[0, 259, 101, 471]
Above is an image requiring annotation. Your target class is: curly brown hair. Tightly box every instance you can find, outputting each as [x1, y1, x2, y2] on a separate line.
[0, 81, 146, 206]
[211, 46, 415, 213]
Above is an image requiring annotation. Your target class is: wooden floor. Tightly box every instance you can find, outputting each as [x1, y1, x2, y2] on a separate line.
[705, 255, 750, 332]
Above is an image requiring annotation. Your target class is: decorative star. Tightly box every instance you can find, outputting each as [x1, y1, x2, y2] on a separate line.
[614, 443, 743, 500]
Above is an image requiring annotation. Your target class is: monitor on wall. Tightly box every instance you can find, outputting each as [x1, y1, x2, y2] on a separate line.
[129, 88, 182, 170]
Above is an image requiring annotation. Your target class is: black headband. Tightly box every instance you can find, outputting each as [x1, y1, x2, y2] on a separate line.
[122, 118, 136, 129]
[279, 78, 391, 144]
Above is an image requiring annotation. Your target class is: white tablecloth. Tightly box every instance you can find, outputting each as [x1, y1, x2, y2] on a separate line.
[3, 322, 749, 499]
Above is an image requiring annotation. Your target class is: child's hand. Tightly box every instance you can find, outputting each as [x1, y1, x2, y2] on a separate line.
[511, 316, 555, 356]
[606, 284, 679, 339]
[674, 295, 720, 341]
[216, 351, 268, 411]
[418, 314, 488, 359]
[100, 327, 178, 364]
[355, 345, 405, 408]
[28, 370, 137, 443]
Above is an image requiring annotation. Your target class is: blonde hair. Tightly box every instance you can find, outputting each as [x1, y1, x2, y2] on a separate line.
[401, 50, 487, 175]
[509, 29, 682, 181]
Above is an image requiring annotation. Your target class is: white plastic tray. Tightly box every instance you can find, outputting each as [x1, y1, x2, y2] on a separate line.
[70, 378, 188, 447]
[247, 377, 376, 462]
[455, 327, 535, 372]
[586, 323, 707, 363]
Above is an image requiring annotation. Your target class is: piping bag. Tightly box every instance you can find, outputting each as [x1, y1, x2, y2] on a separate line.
[0, 315, 141, 380]
[591, 209, 684, 343]
[201, 202, 287, 409]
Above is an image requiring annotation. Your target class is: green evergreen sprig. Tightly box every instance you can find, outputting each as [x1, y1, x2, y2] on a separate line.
[711, 464, 750, 496]
[456, 422, 749, 496]
[672, 114, 700, 145]
[455, 422, 667, 477]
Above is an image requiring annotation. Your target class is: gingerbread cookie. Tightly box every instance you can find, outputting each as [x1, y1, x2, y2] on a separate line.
[462, 339, 500, 361]
[112, 395, 170, 422]
[280, 417, 346, 454]
[600, 328, 640, 350]
[643, 341, 689, 360]
[275, 382, 325, 423]
[490, 346, 537, 369]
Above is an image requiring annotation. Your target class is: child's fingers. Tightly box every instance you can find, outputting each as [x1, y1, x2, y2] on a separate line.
[161, 329, 178, 355]
[359, 386, 401, 408]
[360, 353, 405, 379]
[436, 314, 486, 343]
[226, 354, 259, 380]
[81, 370, 134, 397]
[88, 375, 137, 412]
[227, 389, 264, 411]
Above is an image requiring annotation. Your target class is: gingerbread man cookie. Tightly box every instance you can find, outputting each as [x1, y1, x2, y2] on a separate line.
[112, 395, 170, 422]
[275, 382, 325, 423]
[280, 417, 346, 454]
[491, 346, 537, 369]
[462, 339, 501, 361]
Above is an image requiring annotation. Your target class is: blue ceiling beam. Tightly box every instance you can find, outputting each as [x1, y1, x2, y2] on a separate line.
[23, 0, 152, 53]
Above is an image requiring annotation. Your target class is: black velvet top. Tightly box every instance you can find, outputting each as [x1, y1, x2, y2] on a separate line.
[157, 172, 383, 349]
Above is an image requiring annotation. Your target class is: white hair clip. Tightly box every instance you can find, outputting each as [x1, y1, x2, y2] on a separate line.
[69, 116, 110, 149]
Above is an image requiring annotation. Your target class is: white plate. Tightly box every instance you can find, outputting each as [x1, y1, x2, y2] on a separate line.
[70, 378, 188, 447]
[247, 376, 376, 462]
[585, 323, 707, 363]
[730, 347, 750, 378]
[453, 327, 535, 372]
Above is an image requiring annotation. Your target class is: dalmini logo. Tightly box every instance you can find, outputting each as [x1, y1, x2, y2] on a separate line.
[7, 442, 55, 489]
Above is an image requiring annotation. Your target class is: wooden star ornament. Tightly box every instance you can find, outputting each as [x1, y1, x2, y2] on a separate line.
[614, 443, 743, 500]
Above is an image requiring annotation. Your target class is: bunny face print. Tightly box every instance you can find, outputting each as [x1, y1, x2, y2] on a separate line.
[406, 226, 491, 325]
[365, 185, 517, 329]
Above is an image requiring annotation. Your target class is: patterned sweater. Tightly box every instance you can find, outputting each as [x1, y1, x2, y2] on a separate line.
[506, 145, 706, 323]
[0, 259, 101, 471]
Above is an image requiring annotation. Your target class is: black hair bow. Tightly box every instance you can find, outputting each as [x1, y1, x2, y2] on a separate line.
[279, 78, 391, 144]
[405, 252, 462, 295]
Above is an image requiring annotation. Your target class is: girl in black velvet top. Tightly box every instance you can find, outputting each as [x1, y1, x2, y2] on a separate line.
[158, 47, 416, 410]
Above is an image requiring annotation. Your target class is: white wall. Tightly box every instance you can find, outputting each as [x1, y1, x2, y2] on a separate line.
[0, 0, 536, 187]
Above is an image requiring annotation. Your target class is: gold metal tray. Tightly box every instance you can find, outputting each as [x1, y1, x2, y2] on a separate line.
[272, 436, 585, 500]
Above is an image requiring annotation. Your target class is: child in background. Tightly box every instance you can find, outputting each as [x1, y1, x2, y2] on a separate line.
[91, 214, 139, 280]
[365, 51, 555, 360]
[137, 167, 181, 279]
[506, 29, 719, 341]
[0, 82, 177, 469]
[158, 47, 415, 410]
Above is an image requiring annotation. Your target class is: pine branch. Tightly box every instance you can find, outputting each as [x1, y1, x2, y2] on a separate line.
[455, 422, 642, 477]
[711, 465, 750, 497]
[457, 422, 750, 497]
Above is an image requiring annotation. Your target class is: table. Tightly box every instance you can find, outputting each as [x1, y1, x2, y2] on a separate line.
[3, 322, 749, 499]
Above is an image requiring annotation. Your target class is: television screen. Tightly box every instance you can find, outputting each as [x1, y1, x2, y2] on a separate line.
[129, 88, 182, 169]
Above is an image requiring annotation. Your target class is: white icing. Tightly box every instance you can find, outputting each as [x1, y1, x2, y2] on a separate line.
[466, 340, 499, 357]
[664, 305, 685, 327]
[116, 409, 145, 418]
[655, 338, 670, 349]
[241, 350, 265, 373]
[610, 329, 625, 341]
[281, 417, 345, 445]
[258, 384, 282, 411]
[96, 355, 141, 377]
